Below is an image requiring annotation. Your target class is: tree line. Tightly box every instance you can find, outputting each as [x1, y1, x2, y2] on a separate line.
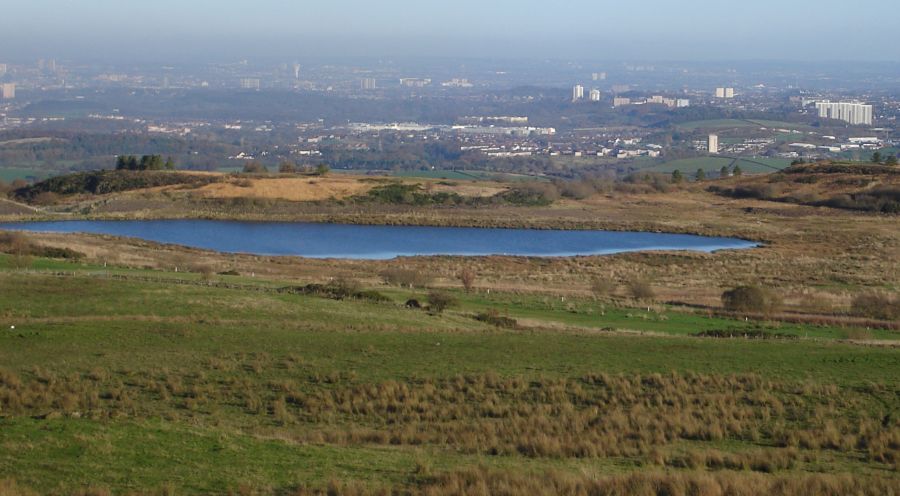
[115, 155, 175, 171]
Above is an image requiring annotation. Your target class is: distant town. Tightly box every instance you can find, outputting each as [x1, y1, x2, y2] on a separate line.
[1, 58, 897, 183]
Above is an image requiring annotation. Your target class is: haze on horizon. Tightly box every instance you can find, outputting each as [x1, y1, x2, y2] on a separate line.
[1, 0, 899, 63]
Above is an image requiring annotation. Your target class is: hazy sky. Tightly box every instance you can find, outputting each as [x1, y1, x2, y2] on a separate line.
[1, 0, 898, 61]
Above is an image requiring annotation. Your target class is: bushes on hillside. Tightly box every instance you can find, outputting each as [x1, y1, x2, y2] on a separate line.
[708, 184, 781, 201]
[818, 187, 900, 213]
[626, 278, 655, 300]
[380, 268, 432, 288]
[497, 182, 559, 206]
[358, 183, 467, 206]
[0, 232, 84, 262]
[851, 292, 900, 321]
[722, 285, 782, 314]
[14, 170, 220, 201]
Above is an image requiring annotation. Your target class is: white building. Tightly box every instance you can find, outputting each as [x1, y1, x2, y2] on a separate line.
[815, 101, 874, 126]
[573, 85, 584, 101]
[442, 78, 473, 88]
[0, 83, 14, 99]
[676, 99, 691, 108]
[239, 78, 261, 90]
[589, 89, 602, 102]
[361, 78, 376, 90]
[708, 134, 719, 154]
[592, 72, 607, 81]
[715, 87, 735, 99]
[400, 78, 431, 87]
[613, 97, 631, 107]
[0, 64, 7, 77]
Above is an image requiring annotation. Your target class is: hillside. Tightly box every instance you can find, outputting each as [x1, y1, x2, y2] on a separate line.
[708, 163, 900, 213]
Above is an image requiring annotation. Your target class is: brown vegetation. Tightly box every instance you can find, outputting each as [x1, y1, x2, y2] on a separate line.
[721, 286, 782, 314]
[851, 292, 900, 321]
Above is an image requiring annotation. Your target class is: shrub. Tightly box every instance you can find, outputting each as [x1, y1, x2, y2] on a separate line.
[590, 277, 617, 297]
[626, 278, 655, 300]
[500, 182, 559, 206]
[557, 180, 596, 199]
[427, 291, 456, 314]
[722, 285, 782, 314]
[851, 292, 900, 321]
[355, 290, 392, 303]
[457, 268, 476, 292]
[242, 162, 268, 174]
[380, 268, 432, 288]
[31, 191, 60, 206]
[710, 184, 780, 200]
[475, 310, 518, 329]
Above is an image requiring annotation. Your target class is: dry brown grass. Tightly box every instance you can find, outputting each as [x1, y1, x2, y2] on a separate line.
[192, 176, 373, 202]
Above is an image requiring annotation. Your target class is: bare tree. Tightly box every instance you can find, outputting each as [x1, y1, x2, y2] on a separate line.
[458, 268, 477, 292]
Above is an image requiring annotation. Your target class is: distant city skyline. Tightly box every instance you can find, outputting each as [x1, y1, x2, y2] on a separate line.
[1, 0, 899, 62]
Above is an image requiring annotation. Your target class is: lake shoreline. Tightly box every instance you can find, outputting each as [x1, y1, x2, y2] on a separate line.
[0, 219, 759, 260]
[0, 209, 773, 244]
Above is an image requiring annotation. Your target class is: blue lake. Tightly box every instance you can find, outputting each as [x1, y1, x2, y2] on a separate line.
[0, 220, 757, 260]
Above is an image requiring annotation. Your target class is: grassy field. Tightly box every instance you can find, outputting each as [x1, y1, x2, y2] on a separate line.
[1, 166, 898, 494]
[0, 167, 60, 182]
[675, 119, 812, 132]
[0, 253, 898, 494]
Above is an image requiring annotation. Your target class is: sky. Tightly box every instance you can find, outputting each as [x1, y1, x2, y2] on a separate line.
[1, 0, 898, 62]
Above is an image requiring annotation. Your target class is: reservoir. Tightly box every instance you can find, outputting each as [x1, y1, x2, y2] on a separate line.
[0, 220, 757, 260]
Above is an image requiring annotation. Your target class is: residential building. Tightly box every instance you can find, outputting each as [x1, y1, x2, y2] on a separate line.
[715, 87, 735, 99]
[815, 101, 874, 126]
[708, 134, 719, 154]
[361, 78, 377, 90]
[589, 89, 602, 102]
[573, 85, 584, 101]
[0, 83, 15, 99]
[239, 78, 261, 90]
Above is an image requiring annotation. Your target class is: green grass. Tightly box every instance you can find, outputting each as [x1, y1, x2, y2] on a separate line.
[0, 167, 60, 182]
[0, 262, 897, 494]
[675, 119, 812, 132]
[4, 254, 892, 341]
[0, 418, 427, 493]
